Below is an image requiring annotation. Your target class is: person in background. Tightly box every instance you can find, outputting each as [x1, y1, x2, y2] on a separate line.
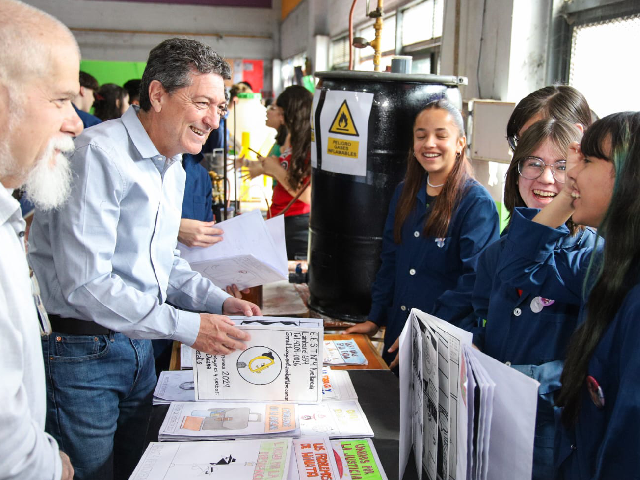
[265, 96, 287, 157]
[28, 38, 260, 480]
[237, 80, 253, 92]
[344, 99, 500, 366]
[0, 1, 81, 478]
[123, 78, 141, 106]
[496, 111, 640, 479]
[245, 85, 313, 260]
[470, 119, 597, 480]
[506, 85, 593, 152]
[74, 71, 102, 128]
[93, 82, 129, 121]
[466, 84, 595, 479]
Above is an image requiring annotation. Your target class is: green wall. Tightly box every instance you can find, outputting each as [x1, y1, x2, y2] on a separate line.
[80, 60, 146, 87]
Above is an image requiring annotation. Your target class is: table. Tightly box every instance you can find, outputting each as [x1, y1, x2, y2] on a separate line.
[146, 369, 418, 480]
[169, 333, 388, 371]
[325, 333, 389, 370]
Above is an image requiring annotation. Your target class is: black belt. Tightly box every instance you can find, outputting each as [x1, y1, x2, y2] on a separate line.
[48, 314, 111, 335]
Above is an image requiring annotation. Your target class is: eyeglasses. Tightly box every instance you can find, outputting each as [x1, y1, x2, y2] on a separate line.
[517, 156, 567, 183]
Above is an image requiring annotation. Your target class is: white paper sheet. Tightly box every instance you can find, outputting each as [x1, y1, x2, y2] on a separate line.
[153, 370, 194, 405]
[470, 346, 539, 480]
[293, 437, 341, 480]
[422, 325, 439, 480]
[193, 323, 322, 403]
[130, 439, 292, 480]
[411, 317, 424, 479]
[318, 91, 374, 176]
[298, 400, 374, 438]
[398, 317, 413, 480]
[181, 344, 193, 370]
[158, 401, 298, 441]
[177, 209, 287, 290]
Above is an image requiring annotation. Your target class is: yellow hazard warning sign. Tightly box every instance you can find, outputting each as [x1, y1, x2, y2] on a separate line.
[328, 100, 359, 137]
[327, 137, 360, 159]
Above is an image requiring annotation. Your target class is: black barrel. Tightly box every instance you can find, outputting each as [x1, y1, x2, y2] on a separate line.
[308, 71, 466, 322]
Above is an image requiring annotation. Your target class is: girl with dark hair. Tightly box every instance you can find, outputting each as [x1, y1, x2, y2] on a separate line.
[345, 99, 500, 365]
[246, 85, 313, 260]
[265, 98, 287, 157]
[93, 83, 129, 121]
[470, 119, 597, 480]
[496, 111, 640, 478]
[506, 85, 592, 151]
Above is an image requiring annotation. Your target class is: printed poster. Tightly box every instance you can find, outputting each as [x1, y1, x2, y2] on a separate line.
[194, 325, 322, 403]
[319, 90, 374, 176]
[130, 439, 292, 480]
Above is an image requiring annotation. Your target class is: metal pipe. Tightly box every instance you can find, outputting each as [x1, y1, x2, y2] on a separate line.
[371, 0, 384, 72]
[349, 0, 358, 70]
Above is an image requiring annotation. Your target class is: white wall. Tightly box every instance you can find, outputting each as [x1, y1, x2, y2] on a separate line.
[24, 0, 279, 62]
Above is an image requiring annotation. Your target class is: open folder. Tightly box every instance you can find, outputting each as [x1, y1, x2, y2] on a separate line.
[177, 209, 288, 290]
[399, 309, 539, 480]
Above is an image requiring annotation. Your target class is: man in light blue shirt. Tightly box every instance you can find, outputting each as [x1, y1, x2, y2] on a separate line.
[29, 38, 260, 480]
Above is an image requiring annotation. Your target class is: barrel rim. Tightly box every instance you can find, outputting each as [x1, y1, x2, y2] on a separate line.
[315, 70, 468, 86]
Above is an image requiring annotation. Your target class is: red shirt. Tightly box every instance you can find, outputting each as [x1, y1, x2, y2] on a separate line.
[269, 149, 311, 218]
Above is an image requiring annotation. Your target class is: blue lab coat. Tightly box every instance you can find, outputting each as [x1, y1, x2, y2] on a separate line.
[181, 154, 214, 222]
[369, 176, 500, 364]
[497, 208, 640, 479]
[471, 212, 597, 480]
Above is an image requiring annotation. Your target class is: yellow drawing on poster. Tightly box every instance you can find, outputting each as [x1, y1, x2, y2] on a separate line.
[329, 100, 359, 137]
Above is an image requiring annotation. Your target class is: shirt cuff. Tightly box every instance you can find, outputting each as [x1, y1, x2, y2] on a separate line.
[172, 310, 201, 346]
[508, 208, 570, 263]
[45, 432, 62, 480]
[203, 286, 232, 314]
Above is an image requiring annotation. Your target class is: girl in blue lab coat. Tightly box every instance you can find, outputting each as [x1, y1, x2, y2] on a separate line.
[496, 111, 640, 479]
[345, 99, 500, 366]
[471, 118, 598, 480]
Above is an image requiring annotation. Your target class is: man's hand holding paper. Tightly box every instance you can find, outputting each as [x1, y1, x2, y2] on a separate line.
[193, 313, 252, 355]
[178, 219, 224, 248]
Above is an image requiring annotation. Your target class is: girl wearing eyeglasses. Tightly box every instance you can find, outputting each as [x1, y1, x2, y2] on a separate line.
[495, 112, 640, 479]
[470, 118, 598, 480]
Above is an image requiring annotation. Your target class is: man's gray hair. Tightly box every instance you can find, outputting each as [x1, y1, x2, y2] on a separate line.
[139, 38, 231, 112]
[0, 0, 79, 91]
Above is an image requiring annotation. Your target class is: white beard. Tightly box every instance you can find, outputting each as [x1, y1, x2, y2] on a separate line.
[22, 135, 75, 211]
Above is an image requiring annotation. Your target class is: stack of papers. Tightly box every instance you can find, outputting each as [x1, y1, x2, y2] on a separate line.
[290, 437, 342, 480]
[181, 344, 193, 370]
[177, 209, 288, 290]
[153, 370, 194, 405]
[153, 366, 356, 405]
[193, 317, 323, 403]
[158, 401, 298, 441]
[298, 400, 374, 438]
[321, 367, 358, 402]
[332, 438, 388, 480]
[323, 339, 368, 366]
[130, 438, 292, 480]
[398, 309, 539, 480]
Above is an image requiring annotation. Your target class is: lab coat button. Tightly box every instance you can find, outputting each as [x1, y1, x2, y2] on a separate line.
[513, 308, 522, 316]
[414, 231, 420, 237]
[409, 268, 416, 276]
[401, 305, 407, 311]
[505, 361, 511, 366]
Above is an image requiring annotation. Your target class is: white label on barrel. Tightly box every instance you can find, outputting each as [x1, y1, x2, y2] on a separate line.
[310, 90, 321, 168]
[319, 91, 373, 176]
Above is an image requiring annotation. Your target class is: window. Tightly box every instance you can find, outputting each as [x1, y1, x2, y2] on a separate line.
[330, 36, 350, 70]
[331, 0, 445, 73]
[569, 13, 640, 117]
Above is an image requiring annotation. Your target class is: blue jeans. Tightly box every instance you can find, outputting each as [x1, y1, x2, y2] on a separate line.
[41, 332, 156, 480]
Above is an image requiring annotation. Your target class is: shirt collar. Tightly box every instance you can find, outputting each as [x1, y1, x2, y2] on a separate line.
[0, 187, 21, 226]
[121, 105, 181, 166]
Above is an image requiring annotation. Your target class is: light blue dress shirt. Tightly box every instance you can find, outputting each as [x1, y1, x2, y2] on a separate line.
[28, 106, 230, 346]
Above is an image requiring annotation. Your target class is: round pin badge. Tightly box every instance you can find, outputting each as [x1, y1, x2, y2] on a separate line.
[586, 375, 605, 408]
[530, 297, 544, 313]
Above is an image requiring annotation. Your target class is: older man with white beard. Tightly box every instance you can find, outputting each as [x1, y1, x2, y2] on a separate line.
[0, 1, 80, 479]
